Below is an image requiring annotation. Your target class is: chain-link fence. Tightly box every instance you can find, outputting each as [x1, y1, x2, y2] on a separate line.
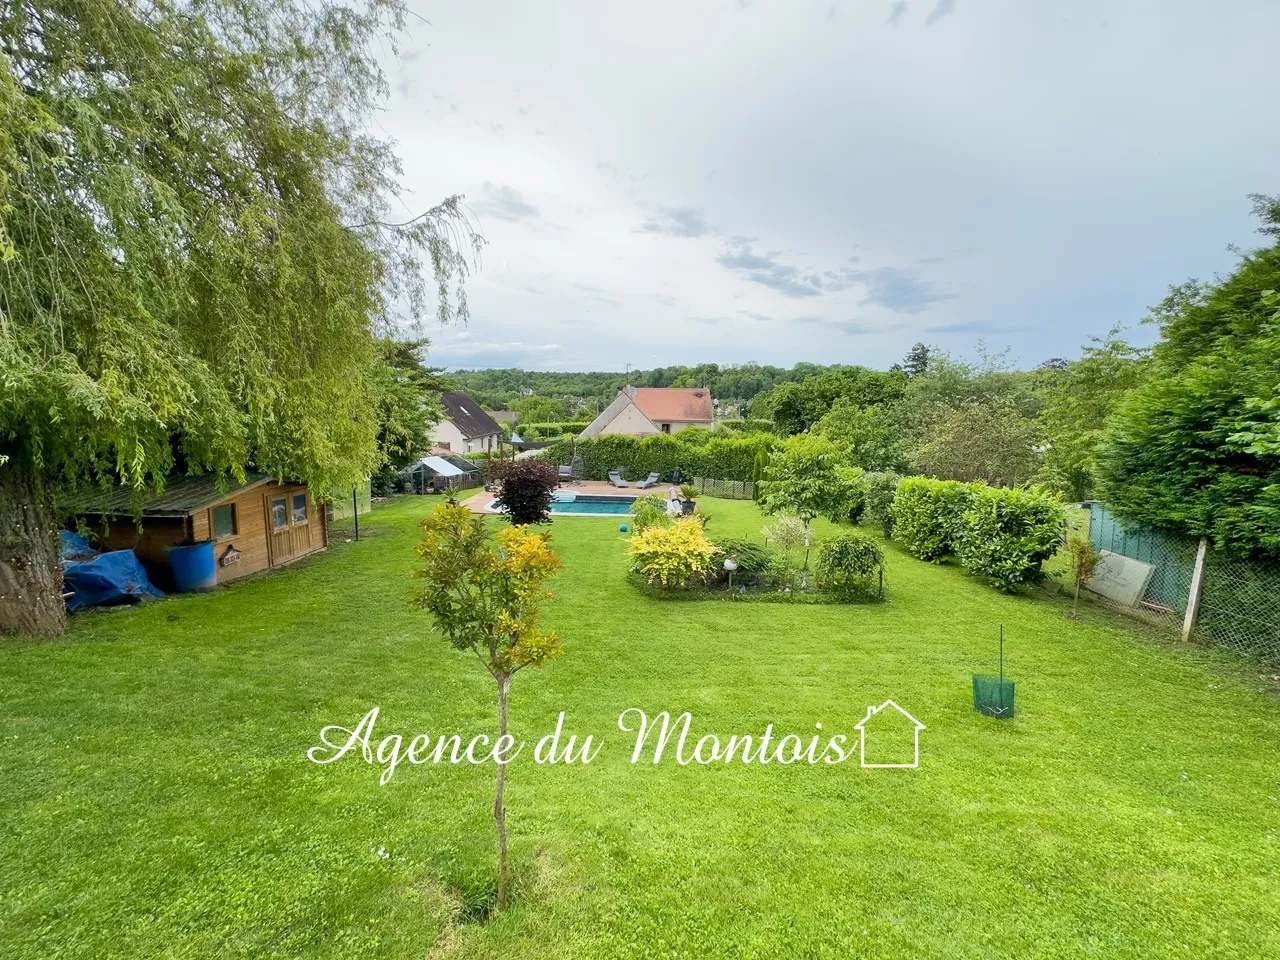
[1085, 502, 1280, 664]
[1197, 550, 1280, 663]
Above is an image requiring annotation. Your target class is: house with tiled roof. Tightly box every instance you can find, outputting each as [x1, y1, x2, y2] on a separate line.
[430, 391, 502, 454]
[579, 386, 715, 439]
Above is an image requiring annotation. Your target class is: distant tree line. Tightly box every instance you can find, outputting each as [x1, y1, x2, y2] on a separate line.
[451, 362, 840, 416]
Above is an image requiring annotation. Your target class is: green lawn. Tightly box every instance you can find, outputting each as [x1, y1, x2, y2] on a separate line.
[2, 496, 1278, 959]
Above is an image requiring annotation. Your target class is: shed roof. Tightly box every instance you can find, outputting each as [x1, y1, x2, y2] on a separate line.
[441, 391, 502, 440]
[68, 472, 275, 518]
[407, 454, 481, 477]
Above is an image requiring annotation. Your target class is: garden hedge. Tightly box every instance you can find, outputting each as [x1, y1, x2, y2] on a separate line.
[891, 477, 980, 561]
[516, 421, 591, 440]
[954, 485, 1067, 591]
[536, 433, 776, 483]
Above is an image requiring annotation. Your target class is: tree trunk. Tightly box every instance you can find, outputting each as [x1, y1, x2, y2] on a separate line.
[493, 672, 511, 914]
[1073, 579, 1081, 617]
[0, 461, 66, 637]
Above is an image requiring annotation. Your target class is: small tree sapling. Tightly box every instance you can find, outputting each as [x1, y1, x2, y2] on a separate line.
[411, 505, 563, 913]
[1066, 534, 1102, 617]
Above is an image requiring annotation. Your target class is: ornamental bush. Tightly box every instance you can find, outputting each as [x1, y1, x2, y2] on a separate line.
[953, 485, 1067, 591]
[865, 471, 902, 538]
[491, 460, 559, 525]
[891, 477, 980, 561]
[815, 532, 885, 600]
[626, 517, 718, 587]
[708, 537, 777, 586]
[630, 494, 670, 535]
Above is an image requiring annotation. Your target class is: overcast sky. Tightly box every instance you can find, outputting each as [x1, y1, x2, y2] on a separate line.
[378, 0, 1280, 372]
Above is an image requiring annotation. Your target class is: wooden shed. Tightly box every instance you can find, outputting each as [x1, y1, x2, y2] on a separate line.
[69, 473, 328, 592]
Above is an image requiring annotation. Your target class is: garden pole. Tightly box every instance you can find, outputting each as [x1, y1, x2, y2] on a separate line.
[353, 490, 360, 542]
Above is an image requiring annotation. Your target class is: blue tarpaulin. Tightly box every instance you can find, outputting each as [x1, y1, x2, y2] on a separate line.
[63, 549, 165, 612]
[59, 529, 98, 561]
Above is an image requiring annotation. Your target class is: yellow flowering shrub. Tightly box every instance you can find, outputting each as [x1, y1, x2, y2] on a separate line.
[626, 517, 717, 587]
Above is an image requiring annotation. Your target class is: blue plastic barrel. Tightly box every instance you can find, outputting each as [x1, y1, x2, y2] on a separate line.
[169, 541, 217, 592]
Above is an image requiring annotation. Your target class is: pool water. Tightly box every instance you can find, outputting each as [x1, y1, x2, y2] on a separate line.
[550, 493, 634, 515]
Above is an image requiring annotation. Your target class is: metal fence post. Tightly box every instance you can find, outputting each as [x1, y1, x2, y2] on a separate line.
[1181, 537, 1209, 642]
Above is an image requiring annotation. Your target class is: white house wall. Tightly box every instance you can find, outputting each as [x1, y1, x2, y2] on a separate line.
[430, 420, 466, 450]
[429, 421, 498, 453]
[598, 402, 662, 437]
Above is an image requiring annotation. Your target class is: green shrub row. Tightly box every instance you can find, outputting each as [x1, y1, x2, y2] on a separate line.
[891, 477, 979, 561]
[891, 477, 1066, 590]
[717, 418, 777, 434]
[515, 421, 590, 440]
[536, 433, 776, 482]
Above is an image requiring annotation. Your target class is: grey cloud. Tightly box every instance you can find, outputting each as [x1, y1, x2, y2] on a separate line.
[570, 282, 620, 306]
[655, 294, 677, 306]
[474, 182, 539, 222]
[847, 266, 955, 313]
[795, 316, 878, 336]
[717, 241, 822, 298]
[638, 206, 711, 238]
[434, 341, 564, 368]
[887, 1, 909, 26]
[925, 0, 956, 27]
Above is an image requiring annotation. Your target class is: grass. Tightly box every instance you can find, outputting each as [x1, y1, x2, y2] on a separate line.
[1, 495, 1278, 959]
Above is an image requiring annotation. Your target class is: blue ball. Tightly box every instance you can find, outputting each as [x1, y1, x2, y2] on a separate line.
[619, 523, 629, 532]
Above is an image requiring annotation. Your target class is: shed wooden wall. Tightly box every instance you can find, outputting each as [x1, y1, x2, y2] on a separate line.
[190, 485, 271, 583]
[190, 482, 326, 584]
[83, 481, 327, 592]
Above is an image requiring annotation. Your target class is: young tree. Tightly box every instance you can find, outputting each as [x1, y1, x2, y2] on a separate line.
[411, 505, 563, 913]
[1065, 535, 1102, 617]
[0, 1, 482, 634]
[492, 461, 560, 525]
[760, 435, 866, 560]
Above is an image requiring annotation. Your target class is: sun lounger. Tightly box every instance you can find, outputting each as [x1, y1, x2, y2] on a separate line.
[634, 472, 661, 489]
[608, 470, 629, 488]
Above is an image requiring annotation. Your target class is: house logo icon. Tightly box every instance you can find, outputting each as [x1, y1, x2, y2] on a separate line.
[853, 700, 926, 769]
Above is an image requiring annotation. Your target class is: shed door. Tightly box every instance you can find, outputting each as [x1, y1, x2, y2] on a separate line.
[265, 490, 314, 566]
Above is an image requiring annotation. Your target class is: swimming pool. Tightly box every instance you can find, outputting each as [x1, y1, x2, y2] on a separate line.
[549, 493, 634, 516]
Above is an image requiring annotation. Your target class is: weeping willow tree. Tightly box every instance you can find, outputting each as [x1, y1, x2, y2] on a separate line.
[0, 0, 481, 635]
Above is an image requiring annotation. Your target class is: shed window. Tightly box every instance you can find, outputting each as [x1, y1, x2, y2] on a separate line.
[270, 497, 288, 529]
[292, 493, 308, 523]
[211, 504, 237, 538]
